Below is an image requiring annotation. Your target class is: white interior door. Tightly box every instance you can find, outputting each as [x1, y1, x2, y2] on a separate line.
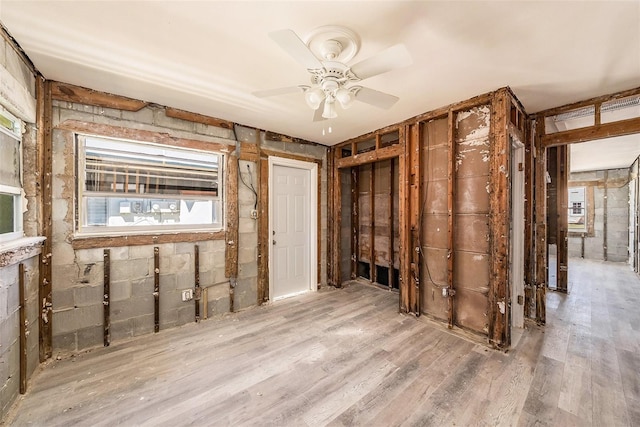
[269, 157, 318, 300]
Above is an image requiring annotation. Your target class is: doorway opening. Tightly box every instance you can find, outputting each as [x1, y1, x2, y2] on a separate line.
[339, 157, 400, 292]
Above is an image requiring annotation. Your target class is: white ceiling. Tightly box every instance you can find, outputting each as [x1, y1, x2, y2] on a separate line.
[1, 1, 639, 146]
[570, 134, 640, 173]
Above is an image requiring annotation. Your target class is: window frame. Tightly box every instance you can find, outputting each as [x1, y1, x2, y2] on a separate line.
[75, 133, 224, 237]
[0, 107, 24, 244]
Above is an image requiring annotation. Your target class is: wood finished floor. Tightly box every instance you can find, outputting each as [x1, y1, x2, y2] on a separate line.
[5, 258, 640, 426]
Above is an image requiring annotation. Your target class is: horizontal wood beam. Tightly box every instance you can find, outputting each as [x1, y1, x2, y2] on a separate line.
[71, 231, 224, 250]
[57, 120, 233, 153]
[536, 86, 640, 118]
[260, 148, 323, 165]
[336, 144, 404, 169]
[51, 81, 148, 111]
[541, 116, 640, 147]
[264, 131, 321, 147]
[165, 107, 234, 129]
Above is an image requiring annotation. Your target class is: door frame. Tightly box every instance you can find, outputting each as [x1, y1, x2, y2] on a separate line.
[268, 156, 318, 300]
[510, 137, 525, 330]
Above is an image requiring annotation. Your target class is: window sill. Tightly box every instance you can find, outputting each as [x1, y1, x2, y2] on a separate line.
[0, 236, 46, 268]
[71, 230, 225, 250]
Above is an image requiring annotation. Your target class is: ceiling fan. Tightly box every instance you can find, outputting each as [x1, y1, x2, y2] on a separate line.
[253, 26, 412, 121]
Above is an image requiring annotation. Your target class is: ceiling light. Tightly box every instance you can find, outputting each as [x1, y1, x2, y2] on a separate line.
[304, 87, 325, 110]
[335, 87, 355, 109]
[322, 97, 337, 119]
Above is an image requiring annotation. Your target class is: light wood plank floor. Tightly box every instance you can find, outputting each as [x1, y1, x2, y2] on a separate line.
[4, 258, 640, 426]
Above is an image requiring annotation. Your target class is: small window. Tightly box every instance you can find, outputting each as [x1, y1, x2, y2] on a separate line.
[0, 107, 23, 244]
[77, 135, 223, 235]
[568, 187, 587, 232]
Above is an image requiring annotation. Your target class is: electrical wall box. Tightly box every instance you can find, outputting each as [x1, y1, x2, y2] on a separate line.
[181, 289, 193, 301]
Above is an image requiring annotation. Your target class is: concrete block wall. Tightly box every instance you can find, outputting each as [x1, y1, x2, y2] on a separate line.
[568, 168, 630, 262]
[0, 255, 40, 420]
[49, 97, 327, 355]
[0, 31, 41, 422]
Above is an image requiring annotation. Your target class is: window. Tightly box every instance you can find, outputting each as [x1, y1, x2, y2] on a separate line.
[0, 107, 23, 243]
[77, 135, 223, 235]
[568, 186, 587, 232]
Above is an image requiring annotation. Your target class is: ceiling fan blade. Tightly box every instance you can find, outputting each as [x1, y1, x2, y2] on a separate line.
[354, 87, 399, 109]
[252, 86, 303, 98]
[350, 44, 412, 80]
[312, 105, 326, 122]
[269, 29, 323, 70]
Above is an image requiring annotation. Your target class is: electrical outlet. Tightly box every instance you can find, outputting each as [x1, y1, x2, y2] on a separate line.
[182, 289, 193, 301]
[250, 209, 258, 219]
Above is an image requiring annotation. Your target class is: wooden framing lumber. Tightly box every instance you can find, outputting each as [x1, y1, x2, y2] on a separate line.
[257, 157, 269, 303]
[57, 120, 232, 154]
[534, 119, 547, 324]
[194, 245, 200, 322]
[542, 117, 640, 147]
[398, 129, 410, 313]
[19, 263, 27, 394]
[336, 143, 403, 169]
[556, 145, 568, 292]
[165, 107, 233, 129]
[488, 88, 511, 348]
[154, 247, 160, 333]
[408, 124, 420, 314]
[369, 162, 376, 283]
[51, 81, 148, 111]
[103, 249, 111, 346]
[447, 111, 456, 328]
[225, 153, 239, 278]
[388, 159, 395, 290]
[37, 77, 53, 362]
[72, 231, 224, 250]
[351, 167, 359, 279]
[331, 149, 343, 287]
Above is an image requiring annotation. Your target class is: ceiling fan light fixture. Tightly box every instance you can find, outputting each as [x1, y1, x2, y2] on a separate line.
[304, 87, 325, 109]
[322, 97, 338, 119]
[335, 87, 355, 109]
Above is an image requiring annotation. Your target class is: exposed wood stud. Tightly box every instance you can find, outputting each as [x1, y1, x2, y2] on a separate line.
[369, 162, 376, 284]
[523, 119, 535, 316]
[154, 247, 160, 333]
[604, 170, 609, 262]
[388, 160, 395, 290]
[488, 88, 511, 348]
[332, 149, 343, 287]
[103, 249, 111, 346]
[258, 157, 269, 303]
[447, 110, 456, 328]
[327, 149, 335, 286]
[351, 167, 359, 279]
[409, 124, 420, 315]
[194, 245, 200, 323]
[534, 119, 547, 324]
[556, 145, 568, 292]
[19, 263, 27, 394]
[398, 127, 410, 313]
[37, 78, 53, 362]
[225, 153, 239, 279]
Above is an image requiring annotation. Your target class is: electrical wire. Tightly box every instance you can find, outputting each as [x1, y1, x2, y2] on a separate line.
[414, 122, 447, 289]
[232, 124, 258, 210]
